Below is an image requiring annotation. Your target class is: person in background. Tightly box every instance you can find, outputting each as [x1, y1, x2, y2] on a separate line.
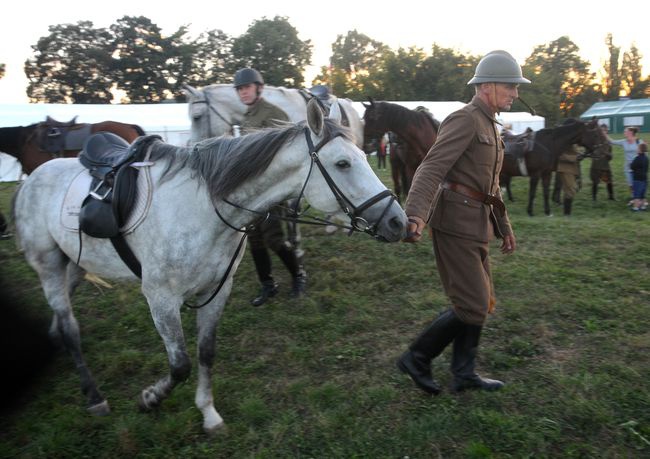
[233, 67, 307, 306]
[630, 142, 648, 211]
[607, 126, 644, 202]
[396, 50, 527, 395]
[590, 124, 615, 201]
[556, 142, 582, 216]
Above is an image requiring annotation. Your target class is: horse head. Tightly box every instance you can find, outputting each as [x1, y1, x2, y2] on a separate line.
[183, 83, 239, 141]
[302, 98, 407, 242]
[361, 98, 387, 154]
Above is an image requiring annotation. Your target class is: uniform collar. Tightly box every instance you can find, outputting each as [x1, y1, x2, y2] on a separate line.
[471, 95, 502, 127]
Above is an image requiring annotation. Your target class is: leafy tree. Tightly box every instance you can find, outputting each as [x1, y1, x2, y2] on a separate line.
[376, 47, 426, 100]
[316, 30, 389, 98]
[603, 33, 622, 100]
[231, 16, 312, 88]
[182, 29, 234, 90]
[24, 21, 114, 103]
[521, 36, 594, 125]
[417, 45, 478, 102]
[0, 63, 5, 79]
[110, 16, 188, 103]
[621, 44, 648, 98]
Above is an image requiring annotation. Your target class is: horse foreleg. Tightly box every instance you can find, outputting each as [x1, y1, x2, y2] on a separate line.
[541, 173, 553, 216]
[195, 294, 229, 435]
[527, 175, 539, 217]
[139, 296, 191, 411]
[33, 250, 108, 415]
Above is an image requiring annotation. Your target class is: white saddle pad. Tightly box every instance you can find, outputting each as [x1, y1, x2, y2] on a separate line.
[61, 165, 153, 234]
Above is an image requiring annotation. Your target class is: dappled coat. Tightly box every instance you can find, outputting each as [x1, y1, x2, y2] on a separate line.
[405, 95, 513, 325]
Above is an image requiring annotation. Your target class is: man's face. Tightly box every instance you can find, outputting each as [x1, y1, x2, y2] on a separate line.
[493, 83, 519, 111]
[236, 83, 258, 105]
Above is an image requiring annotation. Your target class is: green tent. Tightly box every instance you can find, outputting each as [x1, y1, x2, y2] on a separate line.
[580, 98, 650, 134]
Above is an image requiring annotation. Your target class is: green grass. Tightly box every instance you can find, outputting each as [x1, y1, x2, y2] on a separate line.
[0, 146, 648, 458]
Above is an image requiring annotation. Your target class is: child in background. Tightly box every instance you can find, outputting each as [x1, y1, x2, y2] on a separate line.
[630, 143, 648, 211]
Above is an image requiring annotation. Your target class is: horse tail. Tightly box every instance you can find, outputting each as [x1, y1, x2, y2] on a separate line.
[132, 124, 146, 136]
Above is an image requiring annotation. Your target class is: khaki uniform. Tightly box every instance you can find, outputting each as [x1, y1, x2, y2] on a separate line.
[241, 97, 289, 134]
[405, 96, 512, 326]
[590, 144, 613, 184]
[556, 145, 580, 200]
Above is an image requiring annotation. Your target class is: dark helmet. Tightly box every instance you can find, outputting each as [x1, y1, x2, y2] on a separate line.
[467, 50, 531, 85]
[234, 68, 264, 88]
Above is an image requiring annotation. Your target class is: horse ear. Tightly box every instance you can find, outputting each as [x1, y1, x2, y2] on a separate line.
[328, 101, 342, 124]
[367, 96, 376, 107]
[307, 98, 325, 137]
[182, 83, 198, 98]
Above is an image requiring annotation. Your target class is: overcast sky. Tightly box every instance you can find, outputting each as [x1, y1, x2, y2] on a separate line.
[1, 0, 648, 103]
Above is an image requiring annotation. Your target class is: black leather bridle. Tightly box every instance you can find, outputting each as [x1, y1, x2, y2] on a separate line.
[190, 97, 235, 139]
[217, 126, 397, 238]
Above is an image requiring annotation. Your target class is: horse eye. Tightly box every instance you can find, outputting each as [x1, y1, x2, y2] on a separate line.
[336, 160, 351, 169]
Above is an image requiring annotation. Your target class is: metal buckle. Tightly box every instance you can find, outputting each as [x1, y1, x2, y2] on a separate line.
[89, 181, 111, 200]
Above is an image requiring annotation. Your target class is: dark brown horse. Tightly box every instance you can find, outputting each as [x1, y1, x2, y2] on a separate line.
[362, 99, 440, 202]
[0, 117, 145, 174]
[499, 118, 605, 216]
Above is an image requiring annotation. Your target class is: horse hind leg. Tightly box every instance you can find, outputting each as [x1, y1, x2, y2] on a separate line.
[30, 248, 109, 415]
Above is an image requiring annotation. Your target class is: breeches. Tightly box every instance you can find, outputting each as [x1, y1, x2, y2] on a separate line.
[590, 167, 612, 184]
[558, 171, 577, 199]
[248, 207, 289, 253]
[432, 230, 495, 326]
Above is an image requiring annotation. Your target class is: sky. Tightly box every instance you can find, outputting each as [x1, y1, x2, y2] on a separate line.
[1, 0, 649, 104]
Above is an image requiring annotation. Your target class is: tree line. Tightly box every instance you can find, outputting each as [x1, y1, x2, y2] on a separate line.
[6, 15, 650, 126]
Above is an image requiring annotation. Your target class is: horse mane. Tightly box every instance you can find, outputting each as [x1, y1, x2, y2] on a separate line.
[154, 119, 351, 201]
[372, 102, 439, 133]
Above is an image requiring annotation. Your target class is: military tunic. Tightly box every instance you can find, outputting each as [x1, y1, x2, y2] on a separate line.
[241, 97, 289, 134]
[405, 96, 513, 325]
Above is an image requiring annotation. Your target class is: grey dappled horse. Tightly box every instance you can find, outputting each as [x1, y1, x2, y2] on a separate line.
[12, 100, 406, 433]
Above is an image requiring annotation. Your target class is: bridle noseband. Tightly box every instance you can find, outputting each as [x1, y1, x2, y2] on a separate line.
[191, 97, 236, 138]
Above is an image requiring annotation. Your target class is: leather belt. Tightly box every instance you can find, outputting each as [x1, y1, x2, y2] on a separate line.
[441, 181, 505, 215]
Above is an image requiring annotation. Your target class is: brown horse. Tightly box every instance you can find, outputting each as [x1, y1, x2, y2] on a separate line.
[499, 118, 605, 216]
[362, 99, 440, 202]
[0, 118, 145, 174]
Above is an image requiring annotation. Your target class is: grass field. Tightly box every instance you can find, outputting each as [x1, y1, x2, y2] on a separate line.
[0, 144, 648, 458]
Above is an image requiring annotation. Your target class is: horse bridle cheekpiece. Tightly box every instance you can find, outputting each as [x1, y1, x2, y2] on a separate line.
[300, 128, 396, 237]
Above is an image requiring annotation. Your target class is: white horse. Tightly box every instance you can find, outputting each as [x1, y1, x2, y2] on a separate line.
[183, 83, 365, 148]
[12, 100, 406, 434]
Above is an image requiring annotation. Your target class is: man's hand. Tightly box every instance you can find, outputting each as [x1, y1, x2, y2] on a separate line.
[403, 216, 425, 243]
[500, 233, 516, 254]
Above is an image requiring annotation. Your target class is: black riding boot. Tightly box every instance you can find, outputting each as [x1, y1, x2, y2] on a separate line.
[592, 182, 598, 201]
[396, 309, 464, 395]
[607, 183, 615, 200]
[276, 245, 307, 298]
[563, 198, 573, 216]
[450, 323, 504, 393]
[250, 248, 278, 306]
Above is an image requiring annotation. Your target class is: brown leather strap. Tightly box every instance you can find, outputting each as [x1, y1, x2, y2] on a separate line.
[441, 181, 505, 215]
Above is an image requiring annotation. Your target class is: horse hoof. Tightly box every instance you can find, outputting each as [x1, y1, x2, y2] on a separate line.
[138, 387, 160, 412]
[204, 422, 227, 437]
[87, 400, 110, 416]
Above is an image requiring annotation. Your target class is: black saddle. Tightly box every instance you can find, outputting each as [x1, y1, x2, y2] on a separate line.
[77, 132, 161, 278]
[503, 131, 535, 157]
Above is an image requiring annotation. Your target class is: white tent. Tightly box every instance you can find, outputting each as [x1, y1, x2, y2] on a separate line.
[0, 103, 192, 181]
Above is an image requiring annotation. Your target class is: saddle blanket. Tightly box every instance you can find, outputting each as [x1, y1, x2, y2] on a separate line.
[61, 165, 153, 234]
